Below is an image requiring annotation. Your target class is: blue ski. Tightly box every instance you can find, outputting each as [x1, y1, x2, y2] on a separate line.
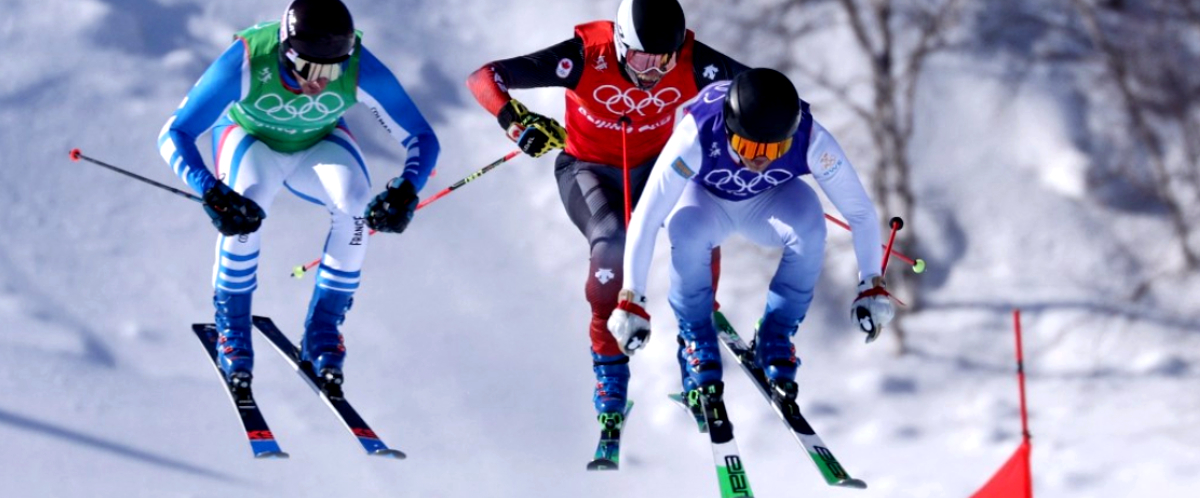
[252, 316, 406, 459]
[191, 324, 289, 459]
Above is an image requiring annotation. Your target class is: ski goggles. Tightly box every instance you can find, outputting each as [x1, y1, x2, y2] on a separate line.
[284, 48, 349, 83]
[730, 133, 794, 162]
[623, 49, 678, 77]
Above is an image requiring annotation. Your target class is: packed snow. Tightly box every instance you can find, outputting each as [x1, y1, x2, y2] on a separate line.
[1, 0, 1196, 496]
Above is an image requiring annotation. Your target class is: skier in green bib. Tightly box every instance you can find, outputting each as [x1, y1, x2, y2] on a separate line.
[157, 0, 440, 393]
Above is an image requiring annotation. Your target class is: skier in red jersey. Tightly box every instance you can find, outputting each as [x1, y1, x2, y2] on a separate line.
[466, 0, 748, 431]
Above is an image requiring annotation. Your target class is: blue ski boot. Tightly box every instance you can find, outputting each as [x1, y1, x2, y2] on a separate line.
[677, 319, 723, 394]
[751, 317, 801, 400]
[302, 287, 352, 395]
[214, 290, 253, 391]
[592, 352, 630, 425]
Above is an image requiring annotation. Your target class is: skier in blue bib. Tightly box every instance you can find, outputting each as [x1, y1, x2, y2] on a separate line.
[608, 68, 895, 400]
[157, 0, 439, 391]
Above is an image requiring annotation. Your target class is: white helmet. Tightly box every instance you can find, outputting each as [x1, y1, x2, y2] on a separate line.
[614, 0, 686, 88]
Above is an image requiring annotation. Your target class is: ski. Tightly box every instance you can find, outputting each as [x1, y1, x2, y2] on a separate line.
[586, 400, 634, 471]
[191, 324, 289, 459]
[696, 383, 755, 498]
[668, 392, 708, 433]
[252, 316, 406, 459]
[713, 310, 868, 489]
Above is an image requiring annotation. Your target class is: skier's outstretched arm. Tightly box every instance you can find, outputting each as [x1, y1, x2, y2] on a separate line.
[357, 46, 440, 193]
[157, 40, 245, 195]
[465, 38, 584, 114]
[607, 112, 702, 355]
[806, 120, 882, 281]
[806, 120, 894, 336]
[464, 39, 582, 157]
[625, 113, 702, 295]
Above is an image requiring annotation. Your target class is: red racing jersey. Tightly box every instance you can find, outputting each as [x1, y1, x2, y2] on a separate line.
[564, 21, 698, 167]
[467, 21, 747, 168]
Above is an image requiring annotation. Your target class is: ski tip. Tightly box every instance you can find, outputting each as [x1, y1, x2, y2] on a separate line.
[254, 451, 290, 459]
[586, 459, 619, 471]
[371, 448, 407, 460]
[836, 478, 868, 489]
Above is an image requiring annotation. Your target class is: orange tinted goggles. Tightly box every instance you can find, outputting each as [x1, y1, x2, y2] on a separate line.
[730, 133, 793, 162]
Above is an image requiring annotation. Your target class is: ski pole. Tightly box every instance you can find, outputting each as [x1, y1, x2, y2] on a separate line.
[619, 115, 632, 227]
[417, 149, 522, 209]
[881, 216, 903, 274]
[859, 217, 906, 343]
[69, 148, 203, 203]
[823, 213, 926, 273]
[291, 149, 523, 279]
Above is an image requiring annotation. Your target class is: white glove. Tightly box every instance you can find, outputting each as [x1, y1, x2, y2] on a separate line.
[607, 289, 652, 355]
[851, 276, 895, 343]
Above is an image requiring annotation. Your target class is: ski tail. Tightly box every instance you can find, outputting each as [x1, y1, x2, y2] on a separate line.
[191, 323, 289, 459]
[668, 392, 708, 433]
[713, 310, 867, 489]
[251, 316, 406, 459]
[587, 400, 634, 471]
[698, 383, 754, 497]
[715, 452, 754, 498]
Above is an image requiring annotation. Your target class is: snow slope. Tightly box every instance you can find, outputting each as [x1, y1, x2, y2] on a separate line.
[1, 1, 1197, 497]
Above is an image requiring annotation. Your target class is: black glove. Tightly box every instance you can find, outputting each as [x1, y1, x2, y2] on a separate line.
[497, 99, 567, 158]
[364, 178, 418, 233]
[202, 182, 265, 236]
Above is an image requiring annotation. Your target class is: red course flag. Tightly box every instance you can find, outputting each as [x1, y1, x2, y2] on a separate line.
[970, 439, 1032, 498]
[971, 309, 1034, 498]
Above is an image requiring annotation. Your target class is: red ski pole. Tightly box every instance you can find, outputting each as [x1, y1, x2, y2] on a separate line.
[619, 115, 632, 227]
[824, 213, 926, 273]
[881, 216, 903, 274]
[291, 149, 522, 278]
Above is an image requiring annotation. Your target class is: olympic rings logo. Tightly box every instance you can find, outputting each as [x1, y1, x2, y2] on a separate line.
[592, 85, 682, 116]
[703, 168, 794, 196]
[253, 92, 346, 122]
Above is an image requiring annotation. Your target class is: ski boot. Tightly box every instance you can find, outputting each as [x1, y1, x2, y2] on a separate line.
[750, 317, 801, 401]
[677, 318, 724, 414]
[302, 287, 352, 397]
[678, 319, 723, 391]
[674, 336, 707, 423]
[592, 351, 630, 428]
[214, 289, 254, 392]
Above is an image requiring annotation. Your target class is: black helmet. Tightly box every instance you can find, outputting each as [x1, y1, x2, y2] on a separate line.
[614, 0, 686, 59]
[724, 68, 802, 143]
[280, 0, 355, 63]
